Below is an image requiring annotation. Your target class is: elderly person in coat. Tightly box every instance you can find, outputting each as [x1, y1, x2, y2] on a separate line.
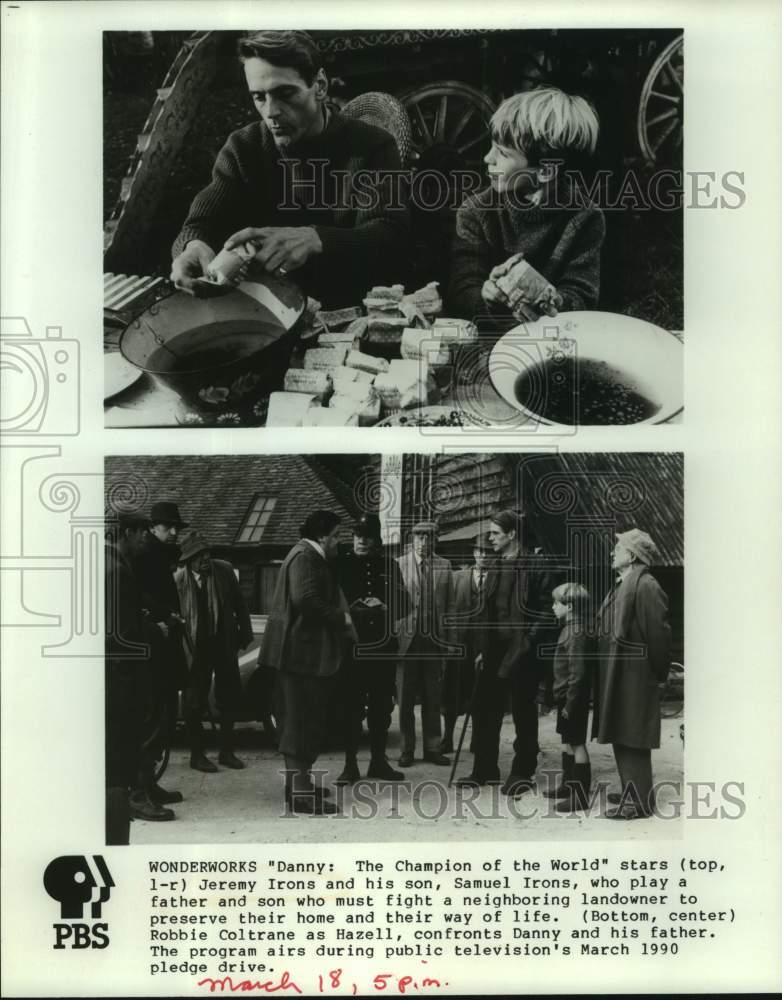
[594, 529, 672, 820]
[259, 510, 355, 814]
[175, 531, 254, 774]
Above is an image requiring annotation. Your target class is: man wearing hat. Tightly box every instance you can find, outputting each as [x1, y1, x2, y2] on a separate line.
[129, 501, 189, 815]
[395, 521, 454, 767]
[594, 529, 672, 820]
[441, 532, 492, 756]
[335, 514, 409, 784]
[175, 532, 254, 773]
[105, 511, 161, 841]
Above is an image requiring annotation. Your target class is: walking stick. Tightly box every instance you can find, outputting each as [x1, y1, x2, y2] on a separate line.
[448, 661, 483, 788]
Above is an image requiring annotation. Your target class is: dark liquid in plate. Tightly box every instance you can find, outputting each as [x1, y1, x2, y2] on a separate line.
[139, 324, 280, 375]
[514, 358, 660, 425]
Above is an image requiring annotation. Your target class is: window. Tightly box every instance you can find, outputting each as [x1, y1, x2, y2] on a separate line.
[236, 496, 277, 543]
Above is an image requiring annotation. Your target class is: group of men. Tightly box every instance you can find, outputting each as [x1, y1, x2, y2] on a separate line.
[106, 501, 672, 835]
[105, 502, 254, 843]
[258, 510, 672, 820]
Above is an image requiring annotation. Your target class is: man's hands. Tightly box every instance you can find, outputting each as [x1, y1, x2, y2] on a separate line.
[171, 240, 216, 294]
[474, 652, 484, 672]
[224, 227, 322, 275]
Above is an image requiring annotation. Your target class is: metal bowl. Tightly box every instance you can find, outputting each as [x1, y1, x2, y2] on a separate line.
[119, 272, 305, 415]
[488, 311, 683, 426]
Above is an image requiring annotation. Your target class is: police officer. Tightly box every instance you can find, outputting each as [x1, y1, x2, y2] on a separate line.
[335, 515, 408, 783]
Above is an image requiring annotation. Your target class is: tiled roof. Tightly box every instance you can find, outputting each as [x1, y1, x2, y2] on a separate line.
[105, 455, 359, 547]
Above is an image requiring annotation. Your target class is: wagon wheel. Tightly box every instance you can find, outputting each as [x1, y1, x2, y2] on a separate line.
[637, 34, 683, 164]
[153, 746, 170, 782]
[400, 81, 496, 176]
[660, 661, 684, 719]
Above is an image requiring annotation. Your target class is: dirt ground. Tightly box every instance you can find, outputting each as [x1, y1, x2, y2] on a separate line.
[130, 710, 684, 846]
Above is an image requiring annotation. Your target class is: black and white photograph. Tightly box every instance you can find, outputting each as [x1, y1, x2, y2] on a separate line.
[4, 2, 782, 995]
[104, 452, 684, 844]
[103, 28, 684, 429]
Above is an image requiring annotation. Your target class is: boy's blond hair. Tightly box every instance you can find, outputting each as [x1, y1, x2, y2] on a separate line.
[490, 87, 599, 164]
[552, 581, 590, 613]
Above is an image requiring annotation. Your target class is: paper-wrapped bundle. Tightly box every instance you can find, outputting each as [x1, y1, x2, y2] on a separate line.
[374, 359, 430, 411]
[346, 349, 390, 376]
[403, 281, 442, 318]
[494, 253, 559, 316]
[365, 284, 404, 303]
[401, 327, 450, 366]
[433, 318, 479, 346]
[204, 242, 257, 286]
[304, 346, 349, 370]
[283, 369, 331, 400]
[365, 315, 408, 347]
[344, 316, 369, 340]
[303, 407, 359, 427]
[318, 305, 362, 328]
[266, 392, 319, 426]
[318, 330, 357, 347]
[329, 385, 381, 426]
[331, 365, 375, 393]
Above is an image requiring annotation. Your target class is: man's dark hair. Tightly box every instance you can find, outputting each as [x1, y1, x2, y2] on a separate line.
[489, 509, 523, 538]
[300, 509, 340, 542]
[237, 30, 322, 86]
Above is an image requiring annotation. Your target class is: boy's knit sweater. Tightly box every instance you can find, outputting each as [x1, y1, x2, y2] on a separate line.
[172, 112, 409, 309]
[447, 184, 605, 321]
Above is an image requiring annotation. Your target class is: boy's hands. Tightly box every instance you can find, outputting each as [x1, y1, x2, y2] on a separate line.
[481, 277, 505, 305]
[483, 254, 562, 320]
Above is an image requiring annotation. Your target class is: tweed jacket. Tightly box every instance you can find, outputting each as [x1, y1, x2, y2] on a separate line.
[449, 565, 489, 660]
[395, 549, 454, 656]
[259, 540, 350, 678]
[175, 558, 253, 670]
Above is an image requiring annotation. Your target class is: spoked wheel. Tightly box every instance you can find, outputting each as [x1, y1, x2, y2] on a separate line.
[152, 746, 170, 782]
[660, 661, 684, 719]
[400, 81, 496, 176]
[637, 34, 684, 164]
[400, 82, 496, 283]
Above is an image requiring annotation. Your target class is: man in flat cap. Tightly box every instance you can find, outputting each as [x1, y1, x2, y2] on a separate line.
[594, 529, 672, 820]
[175, 532, 254, 773]
[129, 501, 189, 814]
[395, 521, 454, 767]
[335, 514, 409, 784]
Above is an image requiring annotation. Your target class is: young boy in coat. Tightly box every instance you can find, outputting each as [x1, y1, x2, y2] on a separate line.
[448, 87, 605, 323]
[545, 581, 592, 812]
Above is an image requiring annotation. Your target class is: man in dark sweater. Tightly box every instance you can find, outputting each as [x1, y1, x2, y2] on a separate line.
[171, 31, 409, 309]
[448, 88, 605, 322]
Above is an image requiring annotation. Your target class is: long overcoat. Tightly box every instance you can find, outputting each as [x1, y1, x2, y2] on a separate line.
[258, 540, 349, 678]
[593, 564, 672, 748]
